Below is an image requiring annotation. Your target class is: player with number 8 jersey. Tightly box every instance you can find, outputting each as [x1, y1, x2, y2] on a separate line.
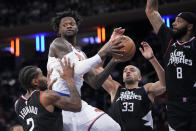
[157, 23, 196, 102]
[145, 0, 196, 129]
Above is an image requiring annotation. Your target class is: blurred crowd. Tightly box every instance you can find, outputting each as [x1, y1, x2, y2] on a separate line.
[0, 0, 185, 28]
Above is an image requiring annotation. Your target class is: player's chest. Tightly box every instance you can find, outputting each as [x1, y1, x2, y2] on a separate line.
[72, 48, 86, 61]
[166, 41, 196, 67]
[115, 90, 144, 112]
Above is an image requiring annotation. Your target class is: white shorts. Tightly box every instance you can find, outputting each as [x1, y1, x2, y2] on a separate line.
[62, 100, 121, 131]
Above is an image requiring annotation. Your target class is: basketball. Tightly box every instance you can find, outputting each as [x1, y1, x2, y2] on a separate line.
[117, 35, 136, 62]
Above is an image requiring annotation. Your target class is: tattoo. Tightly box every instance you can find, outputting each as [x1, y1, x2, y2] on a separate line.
[68, 83, 81, 101]
[146, 0, 163, 34]
[147, 0, 158, 11]
[148, 12, 163, 34]
[50, 38, 72, 59]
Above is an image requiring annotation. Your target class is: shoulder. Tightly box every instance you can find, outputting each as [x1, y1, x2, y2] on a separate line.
[51, 38, 70, 47]
[143, 83, 153, 93]
[41, 90, 60, 104]
[49, 38, 72, 57]
[14, 99, 20, 112]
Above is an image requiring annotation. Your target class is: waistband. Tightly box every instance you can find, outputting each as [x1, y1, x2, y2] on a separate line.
[55, 91, 70, 97]
[168, 97, 196, 103]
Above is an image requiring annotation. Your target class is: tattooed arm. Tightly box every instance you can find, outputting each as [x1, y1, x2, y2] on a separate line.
[145, 0, 164, 34]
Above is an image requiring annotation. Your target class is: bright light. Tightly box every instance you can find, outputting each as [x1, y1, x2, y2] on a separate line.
[102, 27, 106, 42]
[166, 18, 170, 28]
[82, 38, 89, 43]
[11, 40, 14, 54]
[162, 18, 165, 23]
[40, 35, 45, 52]
[15, 38, 20, 56]
[89, 37, 94, 44]
[97, 27, 101, 43]
[36, 35, 40, 51]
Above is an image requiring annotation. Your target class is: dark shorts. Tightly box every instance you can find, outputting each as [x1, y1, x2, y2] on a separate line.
[167, 101, 196, 131]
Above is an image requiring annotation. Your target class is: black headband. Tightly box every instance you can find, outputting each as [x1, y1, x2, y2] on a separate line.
[177, 12, 196, 25]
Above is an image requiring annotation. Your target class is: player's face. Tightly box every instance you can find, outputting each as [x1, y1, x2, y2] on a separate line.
[123, 65, 141, 84]
[58, 17, 78, 38]
[171, 17, 189, 39]
[34, 68, 48, 91]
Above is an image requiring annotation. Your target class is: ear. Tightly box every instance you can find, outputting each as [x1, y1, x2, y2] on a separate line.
[31, 79, 39, 87]
[188, 24, 194, 31]
[138, 75, 142, 81]
[76, 25, 79, 33]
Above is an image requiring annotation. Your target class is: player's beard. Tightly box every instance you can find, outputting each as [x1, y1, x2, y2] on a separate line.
[171, 26, 188, 40]
[63, 30, 77, 39]
[124, 76, 138, 85]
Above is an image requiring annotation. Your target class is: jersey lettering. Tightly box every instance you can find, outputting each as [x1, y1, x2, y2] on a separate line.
[27, 118, 34, 131]
[19, 106, 38, 119]
[116, 91, 142, 102]
[176, 67, 182, 79]
[122, 102, 134, 112]
[167, 49, 192, 66]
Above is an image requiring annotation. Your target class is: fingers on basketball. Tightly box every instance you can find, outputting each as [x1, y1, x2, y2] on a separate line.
[113, 36, 136, 62]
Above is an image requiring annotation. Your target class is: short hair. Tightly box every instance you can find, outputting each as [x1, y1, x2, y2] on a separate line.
[19, 66, 39, 91]
[51, 10, 81, 33]
[9, 125, 23, 131]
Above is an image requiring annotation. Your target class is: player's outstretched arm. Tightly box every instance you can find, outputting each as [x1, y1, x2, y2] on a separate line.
[84, 28, 124, 100]
[84, 58, 121, 102]
[72, 36, 125, 76]
[41, 58, 81, 112]
[145, 0, 164, 34]
[139, 42, 165, 99]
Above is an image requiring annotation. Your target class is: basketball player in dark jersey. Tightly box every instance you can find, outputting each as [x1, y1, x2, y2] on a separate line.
[94, 42, 165, 131]
[15, 58, 81, 131]
[145, 0, 196, 130]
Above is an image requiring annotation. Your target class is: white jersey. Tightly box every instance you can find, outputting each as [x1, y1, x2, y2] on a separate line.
[47, 46, 86, 95]
[47, 43, 121, 131]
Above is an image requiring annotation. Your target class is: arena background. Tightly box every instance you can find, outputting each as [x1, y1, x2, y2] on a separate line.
[0, 0, 195, 130]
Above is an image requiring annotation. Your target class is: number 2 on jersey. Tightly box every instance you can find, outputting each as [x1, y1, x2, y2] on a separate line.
[27, 118, 34, 131]
[176, 67, 182, 79]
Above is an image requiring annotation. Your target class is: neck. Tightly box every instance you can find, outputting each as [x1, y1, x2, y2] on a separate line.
[125, 82, 138, 89]
[62, 36, 77, 47]
[25, 89, 35, 99]
[178, 32, 193, 42]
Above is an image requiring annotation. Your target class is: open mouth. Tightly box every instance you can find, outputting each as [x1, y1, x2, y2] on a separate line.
[126, 74, 131, 78]
[67, 30, 74, 32]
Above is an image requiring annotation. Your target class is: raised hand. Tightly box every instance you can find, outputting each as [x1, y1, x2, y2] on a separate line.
[98, 36, 125, 59]
[139, 41, 154, 60]
[110, 27, 125, 41]
[47, 69, 57, 90]
[57, 58, 75, 84]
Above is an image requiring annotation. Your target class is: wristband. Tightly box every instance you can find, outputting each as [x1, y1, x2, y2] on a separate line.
[147, 56, 154, 60]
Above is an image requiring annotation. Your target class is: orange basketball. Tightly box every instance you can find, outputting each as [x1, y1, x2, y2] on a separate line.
[117, 36, 136, 62]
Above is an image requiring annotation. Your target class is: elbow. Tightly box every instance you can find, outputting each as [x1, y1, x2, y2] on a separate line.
[145, 8, 153, 15]
[161, 86, 166, 94]
[145, 7, 158, 16]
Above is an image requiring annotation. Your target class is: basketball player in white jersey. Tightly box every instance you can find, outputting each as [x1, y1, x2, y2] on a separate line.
[47, 10, 125, 131]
